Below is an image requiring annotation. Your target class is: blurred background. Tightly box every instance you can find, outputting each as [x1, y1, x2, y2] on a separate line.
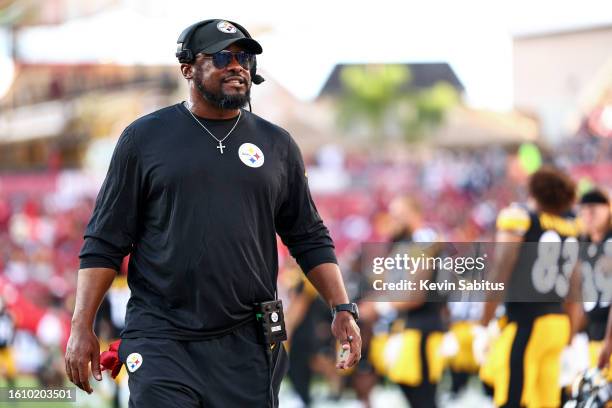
[0, 0, 610, 407]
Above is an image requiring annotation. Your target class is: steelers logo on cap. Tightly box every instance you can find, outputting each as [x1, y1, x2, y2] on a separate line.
[217, 21, 237, 34]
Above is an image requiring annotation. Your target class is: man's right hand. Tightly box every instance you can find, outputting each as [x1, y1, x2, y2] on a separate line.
[65, 326, 102, 394]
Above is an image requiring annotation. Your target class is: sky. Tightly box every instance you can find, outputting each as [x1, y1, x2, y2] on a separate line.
[1, 0, 611, 110]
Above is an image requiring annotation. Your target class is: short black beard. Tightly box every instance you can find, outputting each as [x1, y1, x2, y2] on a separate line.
[194, 68, 250, 110]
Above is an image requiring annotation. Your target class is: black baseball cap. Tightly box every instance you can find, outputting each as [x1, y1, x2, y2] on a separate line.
[187, 19, 263, 55]
[579, 189, 610, 205]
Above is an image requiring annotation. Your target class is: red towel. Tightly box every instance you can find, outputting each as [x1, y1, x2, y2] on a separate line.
[100, 339, 122, 378]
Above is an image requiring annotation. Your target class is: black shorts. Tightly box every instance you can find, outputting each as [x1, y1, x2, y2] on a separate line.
[118, 322, 288, 408]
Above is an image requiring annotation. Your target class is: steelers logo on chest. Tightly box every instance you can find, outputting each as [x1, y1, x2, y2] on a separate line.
[238, 143, 265, 168]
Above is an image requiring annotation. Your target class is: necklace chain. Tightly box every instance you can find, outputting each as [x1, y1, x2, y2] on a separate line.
[184, 101, 241, 154]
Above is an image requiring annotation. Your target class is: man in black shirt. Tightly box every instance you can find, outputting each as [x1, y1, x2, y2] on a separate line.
[65, 19, 361, 407]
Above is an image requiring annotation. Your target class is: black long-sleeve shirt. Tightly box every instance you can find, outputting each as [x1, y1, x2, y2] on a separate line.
[79, 102, 337, 339]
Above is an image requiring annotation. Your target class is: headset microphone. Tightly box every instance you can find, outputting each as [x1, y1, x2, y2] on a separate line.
[251, 61, 265, 85]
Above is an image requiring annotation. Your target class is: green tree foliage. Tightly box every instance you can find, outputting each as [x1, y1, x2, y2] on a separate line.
[0, 0, 38, 26]
[336, 64, 459, 143]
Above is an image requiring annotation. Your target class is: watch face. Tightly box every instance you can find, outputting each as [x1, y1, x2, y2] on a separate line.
[334, 304, 358, 321]
[350, 303, 359, 320]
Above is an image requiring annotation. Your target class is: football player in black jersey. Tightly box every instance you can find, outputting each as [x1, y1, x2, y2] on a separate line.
[578, 189, 612, 371]
[360, 196, 447, 408]
[479, 166, 582, 408]
[577, 189, 612, 372]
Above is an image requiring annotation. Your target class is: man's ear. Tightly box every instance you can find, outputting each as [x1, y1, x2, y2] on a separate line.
[181, 63, 194, 79]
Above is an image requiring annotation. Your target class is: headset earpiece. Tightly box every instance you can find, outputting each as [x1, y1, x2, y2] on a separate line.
[175, 19, 216, 64]
[176, 48, 194, 64]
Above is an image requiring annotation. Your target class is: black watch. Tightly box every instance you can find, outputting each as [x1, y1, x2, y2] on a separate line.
[332, 303, 359, 322]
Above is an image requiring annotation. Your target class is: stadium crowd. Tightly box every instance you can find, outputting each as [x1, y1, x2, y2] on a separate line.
[0, 129, 609, 406]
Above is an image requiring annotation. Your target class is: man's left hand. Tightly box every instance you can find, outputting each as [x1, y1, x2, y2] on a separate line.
[331, 311, 361, 369]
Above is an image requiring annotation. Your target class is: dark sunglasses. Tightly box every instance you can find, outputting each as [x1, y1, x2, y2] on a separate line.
[201, 51, 255, 70]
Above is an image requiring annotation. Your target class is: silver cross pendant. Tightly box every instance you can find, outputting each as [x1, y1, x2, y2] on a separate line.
[217, 141, 226, 154]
